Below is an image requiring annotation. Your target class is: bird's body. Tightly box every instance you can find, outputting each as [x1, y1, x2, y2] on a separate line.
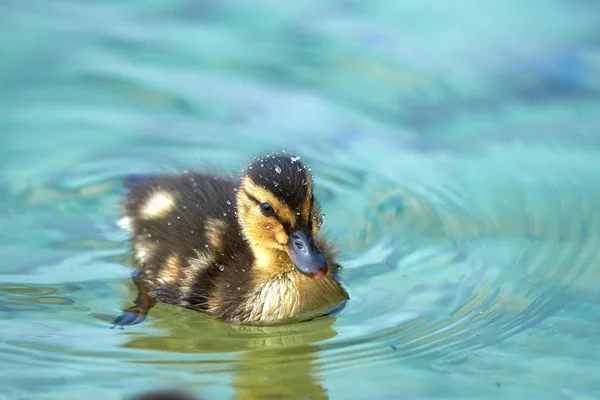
[115, 153, 348, 326]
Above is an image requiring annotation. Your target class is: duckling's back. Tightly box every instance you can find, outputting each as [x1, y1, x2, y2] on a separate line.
[119, 172, 252, 309]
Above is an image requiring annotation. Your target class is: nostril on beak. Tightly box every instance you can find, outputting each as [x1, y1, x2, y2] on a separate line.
[285, 230, 327, 279]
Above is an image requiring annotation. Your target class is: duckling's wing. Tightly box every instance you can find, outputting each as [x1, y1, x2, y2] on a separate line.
[121, 172, 238, 249]
[119, 172, 242, 308]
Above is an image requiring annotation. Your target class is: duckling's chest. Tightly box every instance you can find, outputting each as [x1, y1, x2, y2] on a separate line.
[237, 273, 348, 324]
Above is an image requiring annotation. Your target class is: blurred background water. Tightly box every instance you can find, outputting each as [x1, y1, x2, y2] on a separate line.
[1, 0, 600, 399]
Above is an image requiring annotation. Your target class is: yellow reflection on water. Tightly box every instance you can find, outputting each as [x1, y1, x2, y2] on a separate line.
[119, 304, 338, 399]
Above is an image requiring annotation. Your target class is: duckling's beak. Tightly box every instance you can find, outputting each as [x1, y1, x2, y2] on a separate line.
[285, 231, 328, 280]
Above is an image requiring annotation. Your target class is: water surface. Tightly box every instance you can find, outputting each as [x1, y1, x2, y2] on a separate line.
[2, 1, 600, 399]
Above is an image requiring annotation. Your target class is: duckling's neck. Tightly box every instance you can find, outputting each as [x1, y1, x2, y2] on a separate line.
[244, 268, 347, 324]
[243, 246, 348, 324]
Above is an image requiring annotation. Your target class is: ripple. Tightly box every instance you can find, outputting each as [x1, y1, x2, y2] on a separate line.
[290, 143, 600, 374]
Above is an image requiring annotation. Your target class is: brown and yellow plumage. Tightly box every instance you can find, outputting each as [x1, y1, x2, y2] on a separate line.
[114, 153, 349, 326]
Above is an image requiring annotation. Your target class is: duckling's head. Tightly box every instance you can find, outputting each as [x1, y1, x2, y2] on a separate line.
[235, 153, 327, 279]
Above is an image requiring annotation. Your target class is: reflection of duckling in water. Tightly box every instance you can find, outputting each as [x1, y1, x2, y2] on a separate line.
[129, 390, 201, 400]
[115, 153, 349, 326]
[120, 314, 337, 400]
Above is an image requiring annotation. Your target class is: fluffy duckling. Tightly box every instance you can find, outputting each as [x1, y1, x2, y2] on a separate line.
[115, 153, 349, 326]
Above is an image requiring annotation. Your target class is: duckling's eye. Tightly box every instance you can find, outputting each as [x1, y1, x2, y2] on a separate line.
[260, 202, 275, 217]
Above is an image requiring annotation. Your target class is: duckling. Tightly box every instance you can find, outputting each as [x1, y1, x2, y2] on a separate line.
[114, 153, 349, 326]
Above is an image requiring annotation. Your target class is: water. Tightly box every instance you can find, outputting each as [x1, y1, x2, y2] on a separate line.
[2, 1, 600, 399]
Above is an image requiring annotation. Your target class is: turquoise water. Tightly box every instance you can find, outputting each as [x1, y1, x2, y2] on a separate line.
[2, 0, 600, 399]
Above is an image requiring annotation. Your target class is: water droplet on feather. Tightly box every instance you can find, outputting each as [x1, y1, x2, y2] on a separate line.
[317, 213, 325, 227]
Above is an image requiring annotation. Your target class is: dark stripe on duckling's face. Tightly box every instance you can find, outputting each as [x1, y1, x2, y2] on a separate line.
[244, 192, 292, 234]
[235, 177, 297, 251]
[236, 176, 327, 279]
[238, 177, 297, 227]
